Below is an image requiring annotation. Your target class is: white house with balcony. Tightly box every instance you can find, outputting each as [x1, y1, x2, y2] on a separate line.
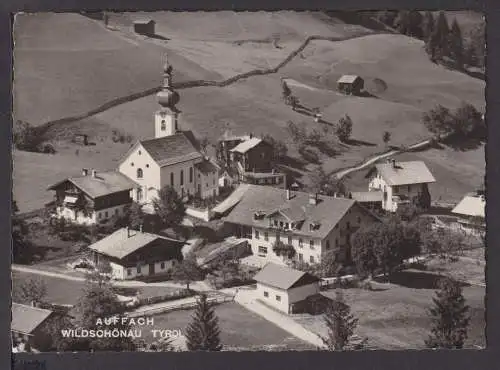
[366, 160, 436, 212]
[223, 185, 380, 267]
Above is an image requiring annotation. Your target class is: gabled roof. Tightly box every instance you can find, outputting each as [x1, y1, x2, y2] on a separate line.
[134, 19, 155, 25]
[11, 303, 53, 335]
[452, 194, 485, 218]
[194, 159, 219, 175]
[47, 171, 138, 199]
[254, 263, 320, 290]
[337, 75, 362, 84]
[350, 191, 383, 203]
[224, 185, 362, 238]
[230, 138, 264, 154]
[373, 161, 436, 186]
[139, 131, 203, 167]
[212, 184, 252, 214]
[88, 228, 185, 260]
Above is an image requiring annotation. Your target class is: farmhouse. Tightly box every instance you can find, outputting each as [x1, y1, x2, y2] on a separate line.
[133, 19, 156, 36]
[223, 185, 379, 266]
[118, 55, 219, 208]
[11, 303, 56, 352]
[230, 137, 273, 173]
[337, 75, 364, 95]
[88, 227, 184, 280]
[452, 191, 486, 236]
[254, 263, 321, 314]
[47, 169, 137, 225]
[367, 160, 435, 212]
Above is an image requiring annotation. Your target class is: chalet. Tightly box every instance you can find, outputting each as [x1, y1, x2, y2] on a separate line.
[337, 75, 364, 95]
[230, 137, 274, 173]
[47, 169, 137, 225]
[254, 263, 321, 314]
[452, 191, 486, 236]
[367, 160, 435, 212]
[133, 19, 155, 36]
[216, 131, 252, 166]
[11, 303, 56, 352]
[88, 227, 185, 280]
[223, 185, 380, 266]
[118, 54, 219, 209]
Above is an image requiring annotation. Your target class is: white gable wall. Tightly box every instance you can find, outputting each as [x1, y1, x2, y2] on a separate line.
[256, 282, 290, 313]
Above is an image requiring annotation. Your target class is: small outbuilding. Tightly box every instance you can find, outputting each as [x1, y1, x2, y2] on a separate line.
[254, 263, 321, 314]
[337, 75, 364, 95]
[133, 19, 156, 37]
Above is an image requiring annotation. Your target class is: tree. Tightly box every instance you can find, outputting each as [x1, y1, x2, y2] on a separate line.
[375, 10, 399, 28]
[382, 131, 391, 147]
[453, 102, 484, 138]
[423, 228, 466, 260]
[431, 11, 450, 60]
[281, 79, 292, 104]
[261, 134, 288, 162]
[318, 248, 342, 278]
[171, 255, 204, 290]
[395, 203, 421, 222]
[307, 129, 322, 145]
[152, 185, 186, 229]
[13, 278, 47, 306]
[13, 120, 38, 151]
[422, 11, 435, 41]
[308, 166, 329, 194]
[336, 115, 353, 142]
[286, 120, 307, 144]
[185, 293, 223, 351]
[422, 104, 455, 139]
[448, 19, 464, 69]
[351, 224, 380, 279]
[12, 199, 32, 263]
[426, 277, 470, 349]
[321, 291, 359, 351]
[199, 136, 210, 154]
[394, 10, 423, 38]
[127, 201, 145, 230]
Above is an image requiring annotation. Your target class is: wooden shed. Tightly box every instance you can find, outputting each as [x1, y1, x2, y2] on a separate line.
[337, 75, 364, 95]
[133, 19, 156, 36]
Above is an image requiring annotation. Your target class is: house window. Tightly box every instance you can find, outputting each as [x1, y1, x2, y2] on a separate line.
[285, 222, 289, 229]
[137, 188, 143, 201]
[299, 238, 303, 247]
[137, 265, 141, 274]
[326, 240, 330, 249]
[288, 235, 292, 245]
[279, 221, 284, 228]
[127, 269, 132, 276]
[264, 232, 269, 241]
[264, 291, 269, 298]
[394, 185, 398, 192]
[105, 211, 108, 218]
[310, 240, 314, 249]
[180, 170, 184, 186]
[298, 253, 303, 261]
[170, 173, 174, 186]
[98, 213, 102, 219]
[138, 150, 142, 155]
[310, 256, 315, 263]
[346, 221, 351, 230]
[137, 168, 143, 179]
[357, 216, 361, 224]
[255, 230, 260, 239]
[258, 246, 268, 255]
[131, 162, 134, 166]
[161, 120, 166, 131]
[274, 220, 278, 227]
[276, 295, 281, 302]
[161, 262, 165, 269]
[146, 164, 149, 168]
[189, 167, 193, 183]
[335, 239, 339, 247]
[115, 209, 119, 215]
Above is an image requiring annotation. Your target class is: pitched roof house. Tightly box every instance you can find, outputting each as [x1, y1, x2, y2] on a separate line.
[452, 191, 486, 235]
[224, 185, 379, 266]
[254, 263, 321, 314]
[367, 160, 435, 212]
[47, 169, 137, 225]
[88, 227, 185, 280]
[11, 303, 56, 352]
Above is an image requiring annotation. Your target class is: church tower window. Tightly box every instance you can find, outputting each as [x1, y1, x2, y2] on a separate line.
[137, 168, 143, 179]
[161, 120, 166, 131]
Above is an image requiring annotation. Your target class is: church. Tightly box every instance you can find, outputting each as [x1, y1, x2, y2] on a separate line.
[118, 55, 220, 210]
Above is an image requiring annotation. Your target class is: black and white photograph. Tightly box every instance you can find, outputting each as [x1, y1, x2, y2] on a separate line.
[11, 10, 486, 353]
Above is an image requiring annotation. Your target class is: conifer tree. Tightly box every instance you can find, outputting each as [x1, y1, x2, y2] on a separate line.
[448, 19, 464, 69]
[321, 291, 359, 351]
[426, 277, 470, 349]
[185, 294, 223, 351]
[431, 11, 450, 61]
[422, 11, 435, 41]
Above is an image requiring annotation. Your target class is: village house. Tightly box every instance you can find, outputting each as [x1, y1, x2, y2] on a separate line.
[133, 19, 156, 36]
[47, 169, 137, 225]
[366, 160, 435, 212]
[253, 263, 321, 314]
[118, 54, 219, 210]
[11, 303, 56, 352]
[88, 226, 184, 280]
[337, 75, 364, 95]
[230, 137, 274, 173]
[223, 185, 380, 266]
[452, 190, 486, 236]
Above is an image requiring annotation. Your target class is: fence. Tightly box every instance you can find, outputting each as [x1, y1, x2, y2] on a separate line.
[126, 294, 235, 317]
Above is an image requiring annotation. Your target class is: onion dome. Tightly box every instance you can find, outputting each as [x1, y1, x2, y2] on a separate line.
[157, 53, 180, 109]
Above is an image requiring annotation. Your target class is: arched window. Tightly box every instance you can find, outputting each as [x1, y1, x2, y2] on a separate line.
[137, 168, 143, 179]
[161, 120, 166, 131]
[137, 188, 143, 201]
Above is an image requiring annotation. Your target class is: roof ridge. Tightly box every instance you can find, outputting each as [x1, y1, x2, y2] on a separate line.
[12, 303, 53, 313]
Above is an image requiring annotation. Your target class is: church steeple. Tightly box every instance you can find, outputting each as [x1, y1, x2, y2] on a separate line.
[155, 53, 181, 138]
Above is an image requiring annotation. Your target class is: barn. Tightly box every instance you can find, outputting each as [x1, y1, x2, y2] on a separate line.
[337, 75, 364, 95]
[133, 19, 156, 36]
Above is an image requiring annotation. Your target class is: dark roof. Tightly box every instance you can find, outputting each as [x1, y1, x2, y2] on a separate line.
[88, 228, 185, 260]
[372, 161, 435, 186]
[140, 132, 203, 167]
[194, 159, 219, 175]
[254, 263, 320, 290]
[47, 171, 138, 199]
[224, 185, 359, 238]
[11, 303, 53, 335]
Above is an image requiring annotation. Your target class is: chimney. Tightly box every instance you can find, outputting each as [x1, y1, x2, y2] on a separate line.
[391, 159, 396, 168]
[82, 168, 89, 176]
[309, 193, 318, 205]
[126, 226, 130, 238]
[92, 169, 97, 178]
[31, 300, 37, 307]
[139, 224, 143, 233]
[249, 133, 253, 139]
[286, 189, 291, 200]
